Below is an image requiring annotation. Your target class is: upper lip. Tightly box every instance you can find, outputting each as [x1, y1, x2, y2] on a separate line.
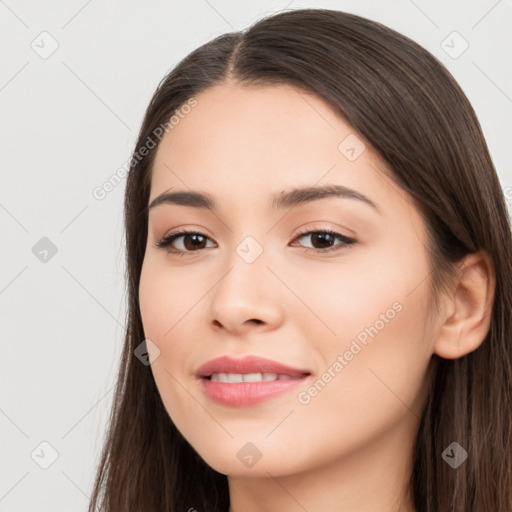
[196, 355, 311, 378]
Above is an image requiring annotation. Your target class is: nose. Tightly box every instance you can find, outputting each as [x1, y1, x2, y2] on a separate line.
[206, 253, 285, 336]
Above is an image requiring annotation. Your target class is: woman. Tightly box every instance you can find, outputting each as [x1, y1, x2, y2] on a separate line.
[88, 8, 512, 512]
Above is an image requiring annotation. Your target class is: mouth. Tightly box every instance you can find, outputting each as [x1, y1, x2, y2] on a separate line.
[196, 354, 311, 380]
[204, 372, 310, 382]
[196, 355, 312, 406]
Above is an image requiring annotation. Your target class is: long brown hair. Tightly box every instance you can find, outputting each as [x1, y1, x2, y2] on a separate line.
[88, 8, 512, 511]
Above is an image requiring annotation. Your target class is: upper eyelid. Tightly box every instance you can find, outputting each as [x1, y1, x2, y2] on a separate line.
[156, 227, 356, 251]
[159, 226, 351, 240]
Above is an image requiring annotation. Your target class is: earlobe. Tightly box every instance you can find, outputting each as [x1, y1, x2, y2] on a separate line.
[433, 251, 495, 360]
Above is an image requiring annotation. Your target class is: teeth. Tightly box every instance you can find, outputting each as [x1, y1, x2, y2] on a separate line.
[209, 372, 296, 383]
[244, 372, 266, 382]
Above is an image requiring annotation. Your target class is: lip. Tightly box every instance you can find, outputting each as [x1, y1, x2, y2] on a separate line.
[196, 355, 312, 407]
[196, 355, 311, 378]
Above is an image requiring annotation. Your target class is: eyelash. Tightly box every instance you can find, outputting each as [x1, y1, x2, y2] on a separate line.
[154, 227, 356, 255]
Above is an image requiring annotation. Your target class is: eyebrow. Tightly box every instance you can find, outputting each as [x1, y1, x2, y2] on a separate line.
[148, 184, 380, 213]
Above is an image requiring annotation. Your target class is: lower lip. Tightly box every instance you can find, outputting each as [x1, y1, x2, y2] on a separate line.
[200, 376, 310, 406]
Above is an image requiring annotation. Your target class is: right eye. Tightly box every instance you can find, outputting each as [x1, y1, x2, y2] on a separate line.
[155, 229, 216, 254]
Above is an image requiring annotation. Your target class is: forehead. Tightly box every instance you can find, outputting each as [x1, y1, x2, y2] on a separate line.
[154, 82, 358, 172]
[149, 82, 416, 222]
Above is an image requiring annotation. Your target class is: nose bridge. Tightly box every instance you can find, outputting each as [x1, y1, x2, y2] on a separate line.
[207, 233, 283, 331]
[215, 234, 269, 305]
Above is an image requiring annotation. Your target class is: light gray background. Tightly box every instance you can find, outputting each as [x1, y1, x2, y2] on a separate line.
[1, 1, 511, 510]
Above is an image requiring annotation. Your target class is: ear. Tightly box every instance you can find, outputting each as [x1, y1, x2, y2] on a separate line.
[434, 250, 496, 359]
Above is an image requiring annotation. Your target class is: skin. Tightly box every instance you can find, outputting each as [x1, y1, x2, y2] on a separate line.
[138, 81, 495, 512]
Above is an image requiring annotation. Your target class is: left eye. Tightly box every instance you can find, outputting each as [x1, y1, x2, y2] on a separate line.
[292, 230, 356, 252]
[155, 229, 356, 254]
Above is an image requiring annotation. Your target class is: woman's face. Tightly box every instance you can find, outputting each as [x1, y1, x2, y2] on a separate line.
[139, 82, 436, 477]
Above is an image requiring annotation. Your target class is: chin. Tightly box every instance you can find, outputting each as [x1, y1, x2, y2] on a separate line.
[192, 437, 312, 478]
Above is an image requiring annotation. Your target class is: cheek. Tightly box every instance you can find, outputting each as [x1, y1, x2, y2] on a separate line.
[293, 293, 431, 466]
[138, 260, 196, 428]
[294, 242, 433, 416]
[284, 241, 429, 345]
[315, 295, 431, 431]
[138, 256, 205, 395]
[139, 255, 202, 339]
